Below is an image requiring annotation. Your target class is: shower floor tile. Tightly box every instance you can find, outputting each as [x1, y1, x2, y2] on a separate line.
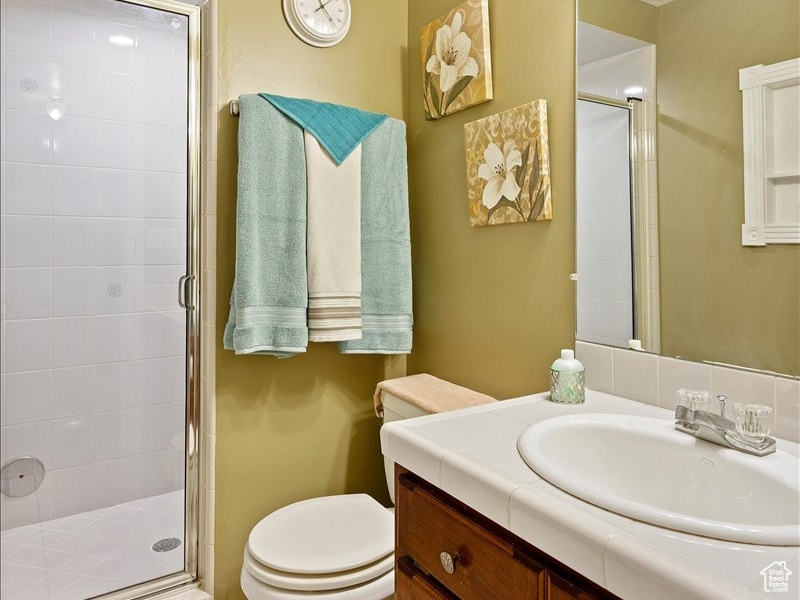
[0, 491, 184, 600]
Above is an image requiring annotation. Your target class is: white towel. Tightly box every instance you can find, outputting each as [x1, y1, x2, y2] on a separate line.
[304, 131, 363, 342]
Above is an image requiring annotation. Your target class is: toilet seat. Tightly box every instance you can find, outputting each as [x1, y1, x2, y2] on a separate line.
[245, 494, 394, 593]
[244, 547, 394, 591]
[241, 566, 395, 600]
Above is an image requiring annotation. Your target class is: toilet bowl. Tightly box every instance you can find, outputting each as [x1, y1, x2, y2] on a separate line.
[240, 391, 429, 599]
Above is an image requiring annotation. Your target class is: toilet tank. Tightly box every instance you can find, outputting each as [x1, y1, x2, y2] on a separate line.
[381, 391, 432, 505]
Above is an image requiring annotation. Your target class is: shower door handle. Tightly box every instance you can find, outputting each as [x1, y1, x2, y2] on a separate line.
[178, 275, 195, 310]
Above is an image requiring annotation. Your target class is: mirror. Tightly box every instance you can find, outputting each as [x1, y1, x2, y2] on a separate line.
[575, 0, 800, 377]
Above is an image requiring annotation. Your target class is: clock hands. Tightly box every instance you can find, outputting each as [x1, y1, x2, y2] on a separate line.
[314, 0, 335, 25]
[286, 0, 349, 45]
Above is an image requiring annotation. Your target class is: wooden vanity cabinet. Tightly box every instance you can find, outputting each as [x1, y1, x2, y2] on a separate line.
[395, 470, 620, 600]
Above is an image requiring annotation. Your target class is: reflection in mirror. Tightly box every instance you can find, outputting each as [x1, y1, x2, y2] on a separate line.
[576, 0, 800, 377]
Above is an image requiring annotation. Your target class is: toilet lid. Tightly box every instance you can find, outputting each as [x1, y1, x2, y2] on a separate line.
[248, 494, 394, 575]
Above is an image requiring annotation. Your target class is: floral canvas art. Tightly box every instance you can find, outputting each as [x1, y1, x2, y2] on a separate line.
[464, 100, 552, 227]
[420, 0, 493, 120]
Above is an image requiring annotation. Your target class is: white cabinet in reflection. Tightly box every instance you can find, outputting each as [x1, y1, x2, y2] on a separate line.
[740, 57, 800, 245]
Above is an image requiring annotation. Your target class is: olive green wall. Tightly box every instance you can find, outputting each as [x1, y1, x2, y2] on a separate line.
[215, 0, 578, 595]
[214, 1, 407, 597]
[656, 0, 800, 375]
[579, 0, 657, 44]
[405, 0, 577, 399]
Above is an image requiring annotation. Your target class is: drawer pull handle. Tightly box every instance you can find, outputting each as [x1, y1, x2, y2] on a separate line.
[440, 551, 459, 574]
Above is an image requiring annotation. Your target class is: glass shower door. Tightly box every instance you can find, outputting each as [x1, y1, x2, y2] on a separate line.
[0, 0, 199, 597]
[576, 98, 635, 348]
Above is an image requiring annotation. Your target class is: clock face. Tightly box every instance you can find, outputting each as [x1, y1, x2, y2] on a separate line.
[284, 0, 351, 47]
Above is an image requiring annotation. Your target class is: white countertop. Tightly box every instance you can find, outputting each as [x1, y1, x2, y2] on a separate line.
[380, 390, 800, 600]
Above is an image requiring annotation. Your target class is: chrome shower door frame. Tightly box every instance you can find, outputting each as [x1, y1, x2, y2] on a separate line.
[576, 93, 638, 345]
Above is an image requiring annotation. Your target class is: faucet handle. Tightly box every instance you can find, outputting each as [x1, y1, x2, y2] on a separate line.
[733, 403, 773, 443]
[676, 388, 711, 410]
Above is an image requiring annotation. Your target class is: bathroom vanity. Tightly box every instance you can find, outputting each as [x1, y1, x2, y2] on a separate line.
[395, 468, 617, 599]
[381, 391, 800, 600]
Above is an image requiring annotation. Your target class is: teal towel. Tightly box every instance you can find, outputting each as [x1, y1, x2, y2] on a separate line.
[223, 94, 308, 357]
[339, 118, 412, 354]
[260, 93, 388, 165]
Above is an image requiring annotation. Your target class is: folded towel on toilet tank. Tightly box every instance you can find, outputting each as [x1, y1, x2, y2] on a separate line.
[373, 374, 496, 418]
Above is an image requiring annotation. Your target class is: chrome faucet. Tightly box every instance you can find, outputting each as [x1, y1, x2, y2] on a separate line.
[674, 389, 776, 456]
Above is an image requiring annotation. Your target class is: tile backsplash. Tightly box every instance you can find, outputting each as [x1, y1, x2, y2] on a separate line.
[576, 341, 800, 443]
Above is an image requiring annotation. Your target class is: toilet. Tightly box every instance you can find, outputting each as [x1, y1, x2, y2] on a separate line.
[240, 391, 430, 599]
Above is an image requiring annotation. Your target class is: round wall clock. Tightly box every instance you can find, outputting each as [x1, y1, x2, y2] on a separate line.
[282, 0, 351, 48]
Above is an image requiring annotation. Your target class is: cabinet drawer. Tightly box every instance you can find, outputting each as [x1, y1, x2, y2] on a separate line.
[547, 571, 602, 600]
[397, 473, 544, 600]
[396, 557, 457, 600]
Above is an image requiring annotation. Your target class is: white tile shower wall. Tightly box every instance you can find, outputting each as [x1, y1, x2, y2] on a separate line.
[578, 46, 654, 104]
[576, 341, 800, 443]
[0, 0, 189, 529]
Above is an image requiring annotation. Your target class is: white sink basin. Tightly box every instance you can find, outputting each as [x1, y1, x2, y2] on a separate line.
[517, 413, 800, 545]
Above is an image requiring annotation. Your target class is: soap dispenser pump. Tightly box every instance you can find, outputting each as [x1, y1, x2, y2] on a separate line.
[549, 349, 585, 404]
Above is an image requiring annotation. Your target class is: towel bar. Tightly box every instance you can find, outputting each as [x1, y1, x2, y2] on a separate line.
[230, 100, 239, 116]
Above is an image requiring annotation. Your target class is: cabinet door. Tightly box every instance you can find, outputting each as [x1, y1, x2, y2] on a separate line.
[548, 571, 600, 600]
[396, 558, 457, 600]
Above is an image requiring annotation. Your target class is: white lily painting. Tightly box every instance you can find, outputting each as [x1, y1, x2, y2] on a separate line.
[464, 100, 552, 227]
[421, 0, 493, 120]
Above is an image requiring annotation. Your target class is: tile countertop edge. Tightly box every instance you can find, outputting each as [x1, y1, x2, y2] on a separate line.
[380, 390, 800, 600]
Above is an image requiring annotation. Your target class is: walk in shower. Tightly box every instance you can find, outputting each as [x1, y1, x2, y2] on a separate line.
[576, 21, 660, 352]
[0, 0, 200, 598]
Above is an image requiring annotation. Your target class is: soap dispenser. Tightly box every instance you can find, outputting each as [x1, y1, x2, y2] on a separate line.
[550, 349, 585, 404]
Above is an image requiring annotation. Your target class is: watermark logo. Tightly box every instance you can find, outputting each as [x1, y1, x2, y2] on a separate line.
[761, 561, 793, 593]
